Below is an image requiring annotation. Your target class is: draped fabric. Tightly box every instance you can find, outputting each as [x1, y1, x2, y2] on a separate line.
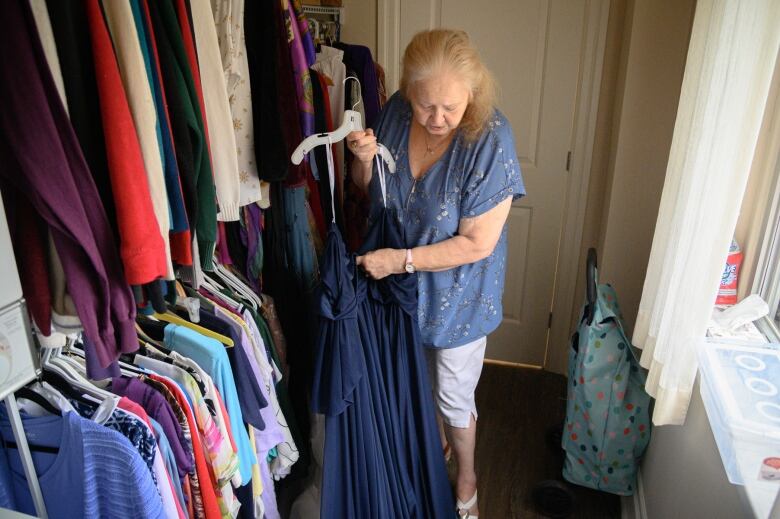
[632, 0, 780, 425]
[312, 154, 453, 517]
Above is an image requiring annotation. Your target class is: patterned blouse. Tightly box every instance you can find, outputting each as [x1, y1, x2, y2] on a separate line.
[370, 92, 525, 348]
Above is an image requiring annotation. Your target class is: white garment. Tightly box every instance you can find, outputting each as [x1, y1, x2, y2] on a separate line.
[29, 0, 67, 113]
[312, 47, 346, 128]
[424, 336, 487, 428]
[241, 310, 299, 478]
[632, 0, 780, 425]
[190, 0, 241, 221]
[152, 446, 182, 519]
[312, 47, 347, 190]
[101, 0, 174, 279]
[211, 0, 262, 207]
[258, 183, 271, 209]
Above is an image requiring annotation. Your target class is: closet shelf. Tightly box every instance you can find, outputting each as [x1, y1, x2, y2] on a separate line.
[302, 5, 343, 19]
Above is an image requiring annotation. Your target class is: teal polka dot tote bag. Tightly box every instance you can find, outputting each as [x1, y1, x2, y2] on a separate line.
[562, 275, 652, 496]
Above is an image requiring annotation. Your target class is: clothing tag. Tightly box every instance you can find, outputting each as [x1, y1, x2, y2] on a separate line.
[181, 297, 201, 323]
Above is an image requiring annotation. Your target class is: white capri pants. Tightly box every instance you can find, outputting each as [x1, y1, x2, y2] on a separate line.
[424, 336, 487, 428]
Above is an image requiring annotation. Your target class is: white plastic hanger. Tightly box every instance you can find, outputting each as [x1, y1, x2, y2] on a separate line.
[291, 77, 396, 172]
[214, 263, 261, 311]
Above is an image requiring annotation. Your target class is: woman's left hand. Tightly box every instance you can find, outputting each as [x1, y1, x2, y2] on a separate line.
[356, 248, 406, 280]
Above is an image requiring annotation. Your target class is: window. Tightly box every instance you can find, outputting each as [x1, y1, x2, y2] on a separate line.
[751, 148, 780, 342]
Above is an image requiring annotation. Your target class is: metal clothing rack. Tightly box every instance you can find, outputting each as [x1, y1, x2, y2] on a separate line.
[301, 5, 344, 20]
[301, 4, 344, 44]
[0, 196, 47, 519]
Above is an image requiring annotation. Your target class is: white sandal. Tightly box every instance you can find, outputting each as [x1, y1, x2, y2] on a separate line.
[456, 490, 478, 519]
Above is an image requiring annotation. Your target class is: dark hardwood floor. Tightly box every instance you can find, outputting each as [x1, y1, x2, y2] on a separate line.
[467, 363, 621, 518]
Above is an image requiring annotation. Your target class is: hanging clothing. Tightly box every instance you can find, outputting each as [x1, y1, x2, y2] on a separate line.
[285, 0, 315, 139]
[210, 0, 263, 207]
[45, 0, 117, 233]
[272, 0, 307, 187]
[244, 0, 293, 183]
[334, 43, 381, 127]
[101, 0, 175, 279]
[311, 69, 345, 232]
[189, 0, 241, 222]
[84, 0, 169, 285]
[145, 0, 218, 270]
[312, 45, 347, 200]
[128, 0, 192, 264]
[163, 324, 257, 486]
[149, 373, 223, 519]
[0, 407, 165, 519]
[0, 0, 139, 373]
[311, 151, 454, 518]
[3, 191, 53, 337]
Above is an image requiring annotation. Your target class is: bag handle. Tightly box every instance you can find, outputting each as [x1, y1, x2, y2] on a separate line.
[586, 248, 598, 325]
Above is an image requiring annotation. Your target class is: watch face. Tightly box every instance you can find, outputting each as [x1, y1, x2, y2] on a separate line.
[405, 264, 415, 274]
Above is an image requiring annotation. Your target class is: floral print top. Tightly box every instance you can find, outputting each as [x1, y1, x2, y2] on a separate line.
[369, 93, 525, 348]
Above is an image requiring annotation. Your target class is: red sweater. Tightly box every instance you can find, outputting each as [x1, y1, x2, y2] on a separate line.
[85, 0, 168, 285]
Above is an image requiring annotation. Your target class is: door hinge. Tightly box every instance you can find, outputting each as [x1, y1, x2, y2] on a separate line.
[548, 312, 553, 329]
[566, 151, 572, 171]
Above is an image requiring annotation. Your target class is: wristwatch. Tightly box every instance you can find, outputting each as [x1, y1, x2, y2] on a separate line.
[404, 249, 416, 274]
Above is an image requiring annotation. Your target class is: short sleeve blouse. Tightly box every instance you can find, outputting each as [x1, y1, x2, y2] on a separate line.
[369, 92, 525, 348]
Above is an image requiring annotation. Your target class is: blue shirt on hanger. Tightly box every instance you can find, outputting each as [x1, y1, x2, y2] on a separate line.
[164, 323, 257, 485]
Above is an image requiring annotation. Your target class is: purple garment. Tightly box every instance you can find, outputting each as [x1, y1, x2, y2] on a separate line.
[82, 336, 121, 380]
[291, 1, 316, 66]
[217, 222, 233, 265]
[336, 43, 381, 127]
[243, 204, 263, 291]
[0, 0, 138, 373]
[238, 315, 284, 450]
[286, 2, 314, 137]
[240, 309, 284, 519]
[240, 311, 284, 451]
[111, 376, 194, 477]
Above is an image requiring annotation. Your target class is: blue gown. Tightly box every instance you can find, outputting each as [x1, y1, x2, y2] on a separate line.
[311, 154, 454, 518]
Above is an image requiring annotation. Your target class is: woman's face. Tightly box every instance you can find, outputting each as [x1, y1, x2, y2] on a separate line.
[409, 73, 470, 137]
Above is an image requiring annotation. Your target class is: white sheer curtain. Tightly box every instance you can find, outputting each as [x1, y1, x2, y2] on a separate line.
[632, 0, 780, 426]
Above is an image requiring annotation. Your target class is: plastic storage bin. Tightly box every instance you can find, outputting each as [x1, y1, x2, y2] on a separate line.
[698, 342, 780, 486]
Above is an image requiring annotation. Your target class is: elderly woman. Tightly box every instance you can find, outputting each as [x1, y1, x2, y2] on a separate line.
[347, 29, 524, 518]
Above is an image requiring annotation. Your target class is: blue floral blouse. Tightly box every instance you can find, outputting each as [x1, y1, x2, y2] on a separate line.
[369, 92, 525, 348]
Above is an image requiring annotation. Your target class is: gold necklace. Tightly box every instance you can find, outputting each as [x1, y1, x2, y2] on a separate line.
[424, 132, 449, 155]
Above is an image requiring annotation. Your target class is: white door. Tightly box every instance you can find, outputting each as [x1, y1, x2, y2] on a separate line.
[386, 0, 589, 365]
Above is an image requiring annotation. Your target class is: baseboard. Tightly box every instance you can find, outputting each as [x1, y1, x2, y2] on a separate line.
[621, 469, 648, 519]
[483, 358, 543, 370]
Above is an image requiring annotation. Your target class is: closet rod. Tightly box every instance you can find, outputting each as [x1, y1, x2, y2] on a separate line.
[5, 393, 47, 518]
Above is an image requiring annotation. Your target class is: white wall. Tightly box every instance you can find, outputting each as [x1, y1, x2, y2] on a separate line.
[340, 0, 378, 58]
[638, 378, 746, 519]
[596, 0, 696, 337]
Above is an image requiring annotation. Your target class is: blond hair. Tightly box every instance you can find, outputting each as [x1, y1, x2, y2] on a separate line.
[400, 29, 497, 141]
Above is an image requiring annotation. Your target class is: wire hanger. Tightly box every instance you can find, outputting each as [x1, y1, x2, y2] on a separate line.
[291, 76, 396, 172]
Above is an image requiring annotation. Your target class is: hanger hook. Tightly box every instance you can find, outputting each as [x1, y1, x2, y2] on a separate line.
[344, 76, 363, 111]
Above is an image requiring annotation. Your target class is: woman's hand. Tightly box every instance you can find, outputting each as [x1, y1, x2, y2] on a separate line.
[346, 129, 378, 165]
[356, 248, 406, 280]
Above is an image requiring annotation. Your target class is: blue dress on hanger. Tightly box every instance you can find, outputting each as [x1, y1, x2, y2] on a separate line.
[311, 152, 454, 518]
